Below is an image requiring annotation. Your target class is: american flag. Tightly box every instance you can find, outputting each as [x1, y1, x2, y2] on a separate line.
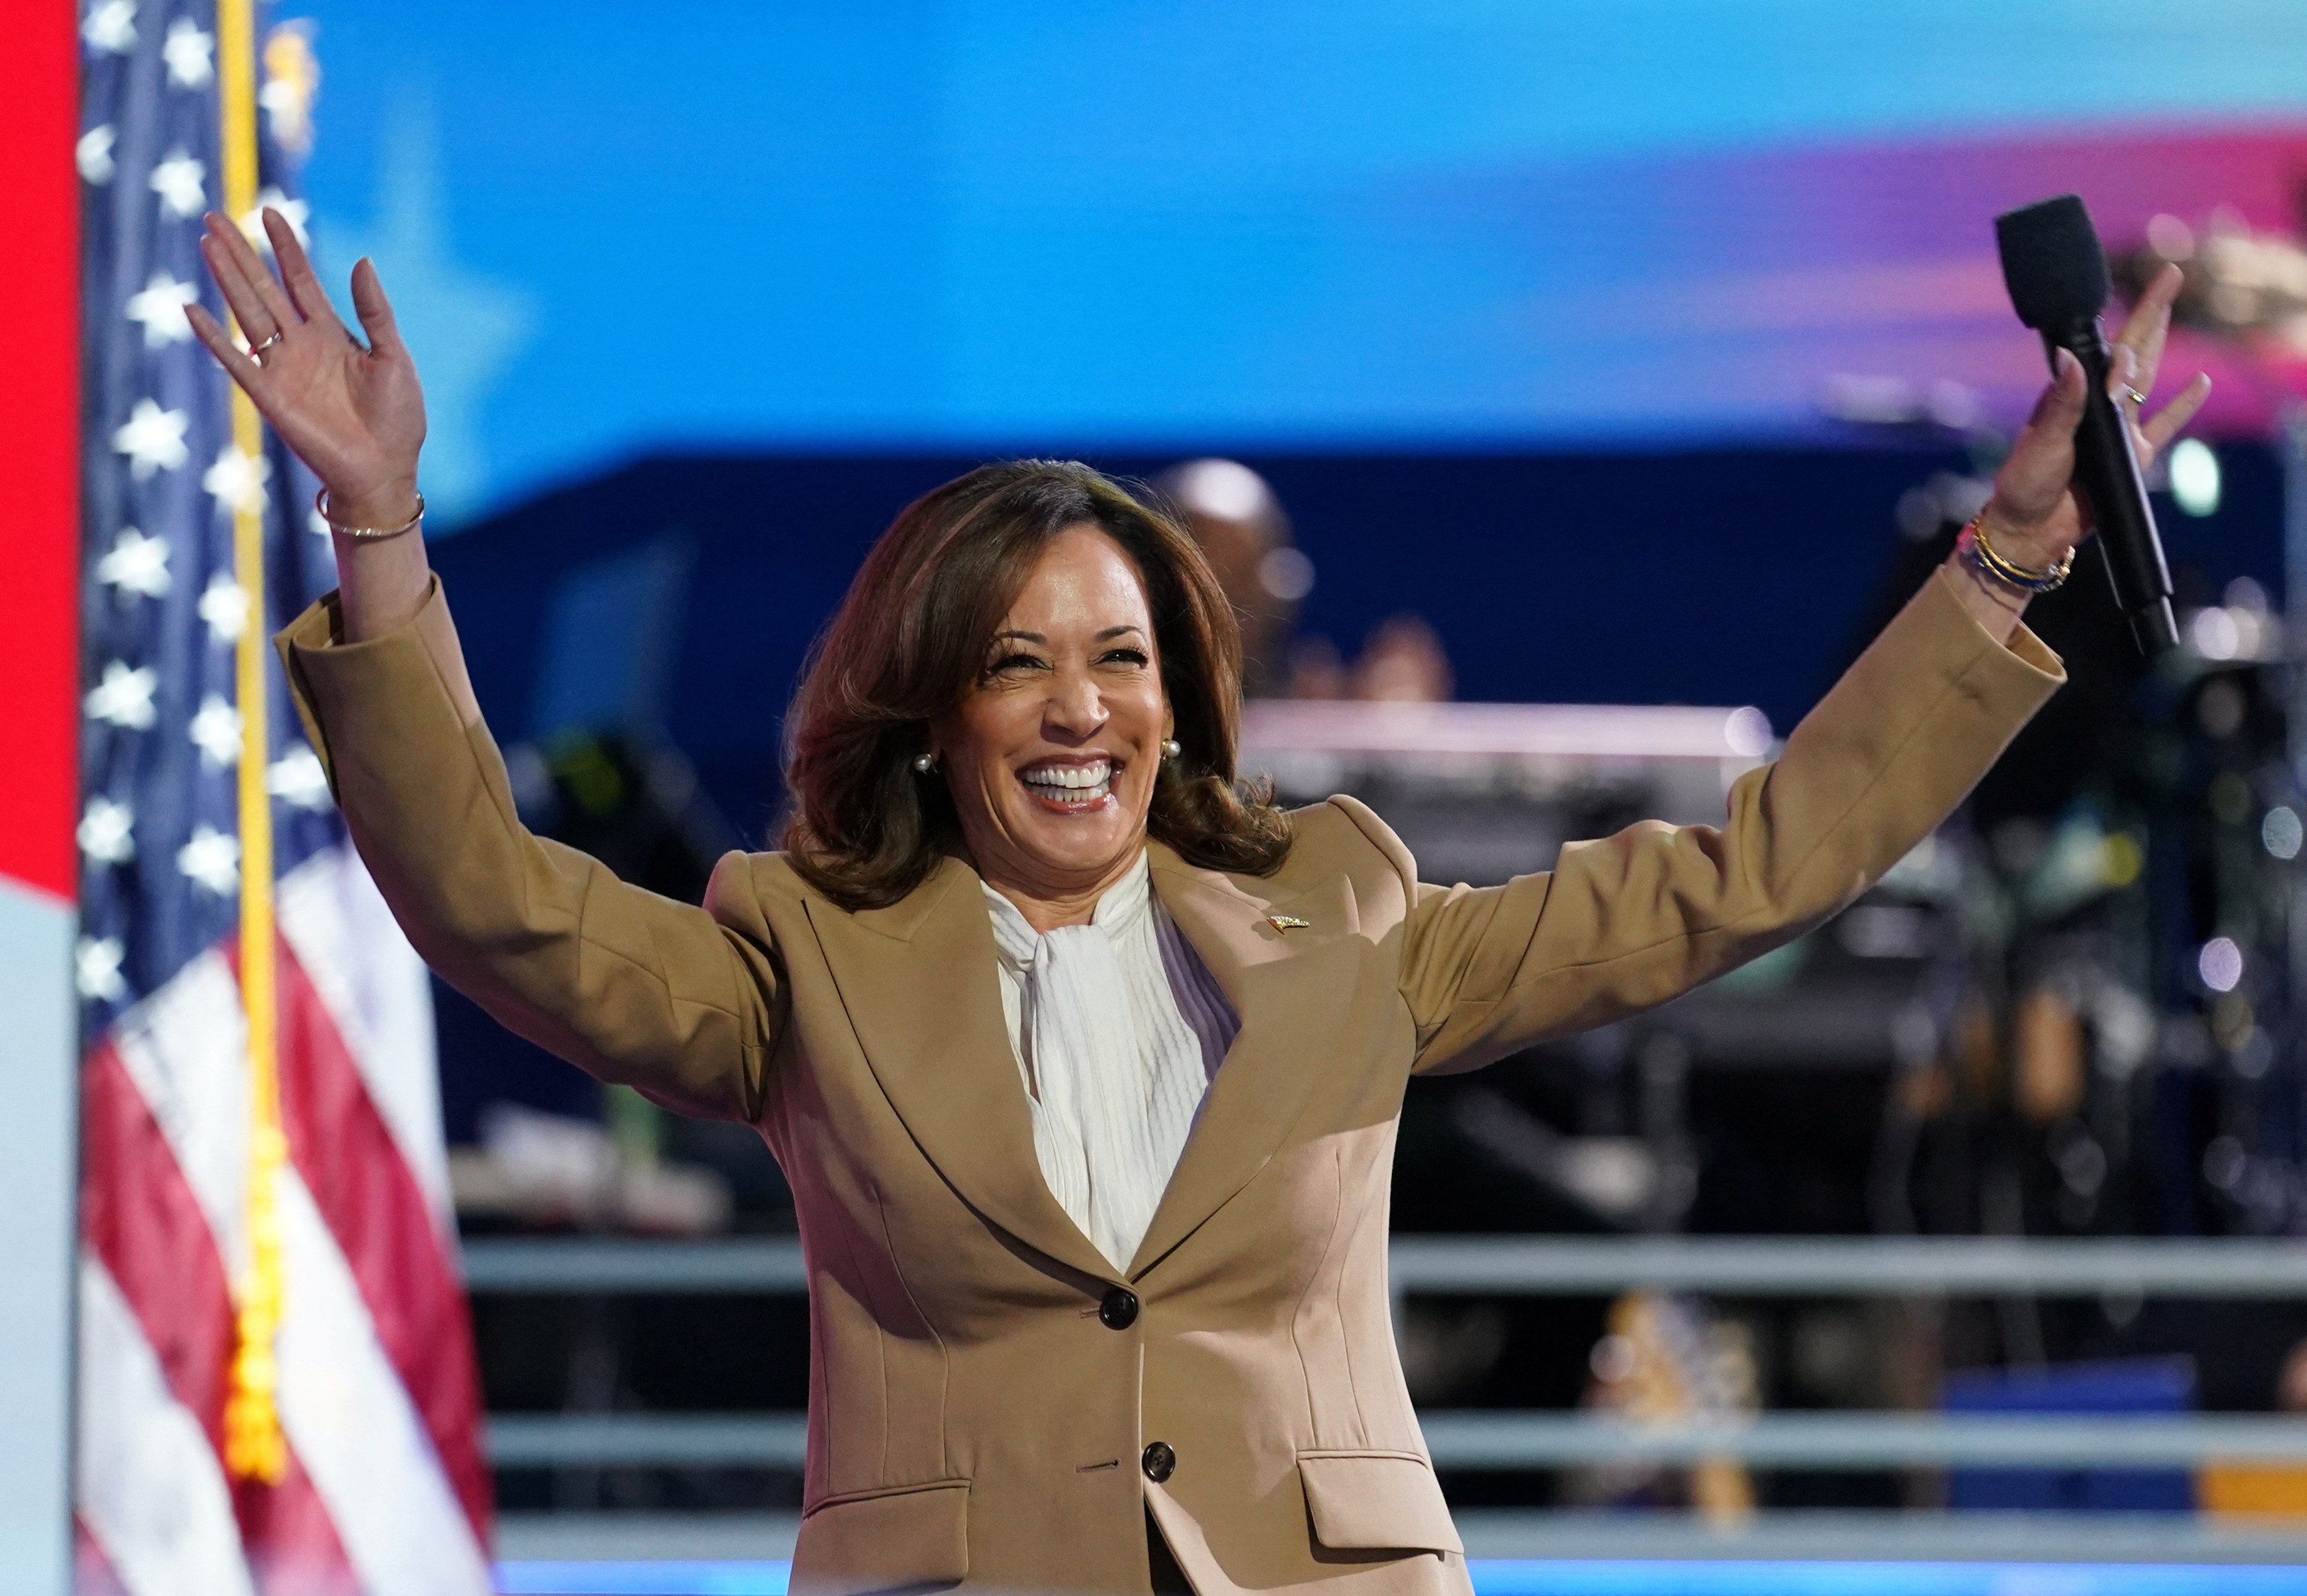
[75, 2, 492, 1590]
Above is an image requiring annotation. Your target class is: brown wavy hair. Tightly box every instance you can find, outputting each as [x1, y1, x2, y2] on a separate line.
[782, 460, 1293, 909]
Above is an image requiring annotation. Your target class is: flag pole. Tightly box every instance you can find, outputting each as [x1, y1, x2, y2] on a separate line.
[216, 0, 288, 1487]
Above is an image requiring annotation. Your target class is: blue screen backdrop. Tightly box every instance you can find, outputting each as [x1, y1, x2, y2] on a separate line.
[291, 1, 2307, 522]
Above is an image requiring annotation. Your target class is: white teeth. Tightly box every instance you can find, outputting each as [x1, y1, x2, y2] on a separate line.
[1021, 759, 1113, 803]
[1021, 760, 1110, 789]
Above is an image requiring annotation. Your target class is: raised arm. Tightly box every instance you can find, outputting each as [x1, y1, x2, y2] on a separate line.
[195, 210, 783, 1121]
[1400, 266, 2209, 1074]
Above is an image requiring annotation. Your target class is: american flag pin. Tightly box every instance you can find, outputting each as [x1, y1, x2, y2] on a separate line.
[1266, 914, 1311, 932]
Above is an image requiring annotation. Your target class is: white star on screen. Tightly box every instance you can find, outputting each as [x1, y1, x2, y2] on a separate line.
[198, 572, 251, 645]
[202, 445, 272, 517]
[268, 745, 332, 811]
[148, 150, 206, 219]
[238, 189, 311, 251]
[112, 399, 189, 478]
[95, 528, 172, 599]
[177, 825, 241, 897]
[85, 661, 159, 731]
[76, 937, 128, 1003]
[81, 0, 136, 54]
[162, 16, 213, 87]
[78, 125, 116, 185]
[78, 796, 136, 864]
[125, 270, 198, 349]
[188, 693, 243, 769]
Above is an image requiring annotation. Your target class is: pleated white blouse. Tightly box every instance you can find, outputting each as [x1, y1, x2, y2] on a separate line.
[981, 851, 1240, 1271]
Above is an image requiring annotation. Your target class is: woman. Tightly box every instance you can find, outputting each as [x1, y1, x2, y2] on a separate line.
[193, 209, 2204, 1596]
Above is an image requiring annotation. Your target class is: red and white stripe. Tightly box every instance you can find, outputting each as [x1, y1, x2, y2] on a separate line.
[75, 845, 492, 1594]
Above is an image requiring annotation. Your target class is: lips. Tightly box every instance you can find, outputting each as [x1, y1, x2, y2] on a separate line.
[1018, 757, 1115, 808]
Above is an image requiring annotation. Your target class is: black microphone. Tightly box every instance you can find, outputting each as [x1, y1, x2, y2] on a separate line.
[1994, 194, 2179, 655]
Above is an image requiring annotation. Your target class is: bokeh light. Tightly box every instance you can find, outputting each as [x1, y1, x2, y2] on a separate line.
[2198, 936, 2245, 993]
[2168, 438, 2222, 517]
[2263, 806, 2303, 860]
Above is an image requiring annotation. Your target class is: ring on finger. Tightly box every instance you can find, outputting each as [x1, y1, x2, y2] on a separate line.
[248, 329, 285, 362]
[2121, 384, 2146, 409]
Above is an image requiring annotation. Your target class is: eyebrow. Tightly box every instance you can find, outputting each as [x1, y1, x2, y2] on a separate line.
[989, 626, 1146, 644]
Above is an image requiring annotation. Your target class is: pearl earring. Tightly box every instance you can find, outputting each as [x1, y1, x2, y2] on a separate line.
[1161, 738, 1182, 759]
[912, 752, 936, 774]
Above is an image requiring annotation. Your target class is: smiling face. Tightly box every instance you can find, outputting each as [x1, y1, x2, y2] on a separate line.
[933, 524, 1172, 924]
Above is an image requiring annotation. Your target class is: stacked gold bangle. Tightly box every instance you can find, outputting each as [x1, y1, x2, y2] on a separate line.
[1956, 512, 2072, 596]
[315, 487, 426, 542]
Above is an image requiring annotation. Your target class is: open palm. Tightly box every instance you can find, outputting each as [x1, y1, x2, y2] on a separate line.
[186, 208, 425, 519]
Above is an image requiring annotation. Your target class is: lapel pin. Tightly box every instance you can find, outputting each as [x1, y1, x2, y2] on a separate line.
[1266, 914, 1311, 933]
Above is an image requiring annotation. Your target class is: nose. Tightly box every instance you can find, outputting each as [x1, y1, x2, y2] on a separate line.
[1042, 662, 1107, 741]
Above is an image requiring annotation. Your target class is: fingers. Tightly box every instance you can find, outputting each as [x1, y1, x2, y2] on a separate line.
[199, 211, 299, 338]
[348, 258, 406, 360]
[2141, 372, 2214, 457]
[216, 211, 301, 331]
[2029, 346, 2088, 432]
[1996, 349, 2089, 524]
[197, 231, 276, 343]
[263, 208, 343, 333]
[184, 301, 268, 393]
[2115, 261, 2182, 396]
[2110, 345, 2150, 440]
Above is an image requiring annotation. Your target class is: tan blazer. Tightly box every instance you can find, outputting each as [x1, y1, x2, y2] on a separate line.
[279, 567, 2060, 1596]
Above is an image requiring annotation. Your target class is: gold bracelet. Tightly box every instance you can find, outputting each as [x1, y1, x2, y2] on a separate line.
[315, 487, 425, 541]
[1958, 512, 2072, 596]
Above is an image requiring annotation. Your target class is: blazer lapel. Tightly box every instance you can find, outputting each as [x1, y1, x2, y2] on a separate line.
[1131, 844, 1366, 1278]
[803, 858, 1114, 1283]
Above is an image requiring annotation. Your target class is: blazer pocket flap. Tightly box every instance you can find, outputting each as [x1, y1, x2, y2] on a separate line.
[793, 1479, 969, 1594]
[1298, 1451, 1463, 1554]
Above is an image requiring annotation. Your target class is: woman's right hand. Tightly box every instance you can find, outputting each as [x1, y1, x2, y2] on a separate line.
[186, 207, 426, 531]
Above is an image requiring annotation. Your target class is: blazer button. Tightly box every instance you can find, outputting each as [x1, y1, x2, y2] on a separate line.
[1099, 1286, 1140, 1330]
[1142, 1441, 1176, 1483]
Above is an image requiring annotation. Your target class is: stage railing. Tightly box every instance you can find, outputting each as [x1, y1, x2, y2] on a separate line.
[463, 1233, 2307, 1297]
[486, 1410, 2307, 1471]
[465, 1234, 2307, 1471]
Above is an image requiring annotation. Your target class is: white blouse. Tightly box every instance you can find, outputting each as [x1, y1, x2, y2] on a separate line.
[982, 853, 1239, 1271]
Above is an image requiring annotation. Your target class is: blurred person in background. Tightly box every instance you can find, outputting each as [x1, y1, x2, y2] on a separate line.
[194, 206, 2201, 1595]
[1154, 458, 1308, 697]
[1156, 457, 1454, 702]
[1353, 615, 1453, 702]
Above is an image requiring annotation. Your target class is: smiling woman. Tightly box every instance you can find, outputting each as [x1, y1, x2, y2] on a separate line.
[782, 461, 1289, 925]
[200, 202, 2209, 1595]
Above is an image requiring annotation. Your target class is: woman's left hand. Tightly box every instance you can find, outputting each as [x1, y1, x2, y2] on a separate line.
[1943, 263, 2212, 641]
[1975, 261, 2212, 578]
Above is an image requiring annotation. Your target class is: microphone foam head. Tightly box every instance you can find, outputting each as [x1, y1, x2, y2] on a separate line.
[1996, 194, 2111, 330]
